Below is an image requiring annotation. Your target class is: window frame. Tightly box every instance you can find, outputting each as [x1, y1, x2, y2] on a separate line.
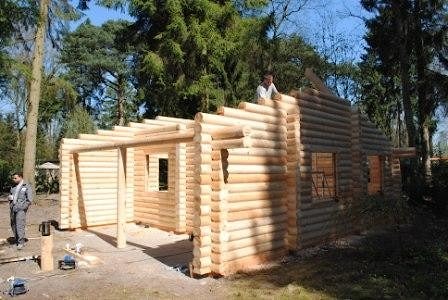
[367, 155, 383, 196]
[145, 153, 170, 192]
[311, 152, 338, 203]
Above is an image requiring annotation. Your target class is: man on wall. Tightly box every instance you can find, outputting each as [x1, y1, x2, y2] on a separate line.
[255, 73, 279, 101]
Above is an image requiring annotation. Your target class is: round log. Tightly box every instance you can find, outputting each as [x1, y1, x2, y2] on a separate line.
[217, 106, 286, 125]
[195, 112, 286, 134]
[238, 102, 287, 118]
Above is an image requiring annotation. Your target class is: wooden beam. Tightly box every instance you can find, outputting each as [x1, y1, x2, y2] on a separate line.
[304, 68, 334, 95]
[69, 129, 195, 153]
[392, 147, 417, 158]
[117, 147, 126, 248]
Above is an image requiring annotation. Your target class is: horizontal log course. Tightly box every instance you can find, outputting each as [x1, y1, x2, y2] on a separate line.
[211, 206, 286, 222]
[69, 130, 195, 153]
[212, 173, 288, 183]
[78, 134, 132, 142]
[300, 114, 351, 131]
[218, 164, 287, 174]
[222, 155, 288, 166]
[212, 214, 287, 232]
[300, 129, 351, 143]
[300, 144, 350, 153]
[257, 97, 298, 113]
[212, 198, 284, 213]
[250, 138, 287, 149]
[154, 115, 194, 125]
[217, 106, 286, 125]
[300, 122, 350, 136]
[212, 181, 285, 193]
[238, 101, 287, 118]
[135, 207, 178, 218]
[218, 148, 287, 158]
[140, 119, 177, 126]
[300, 106, 350, 125]
[211, 239, 285, 263]
[225, 190, 286, 202]
[212, 230, 285, 253]
[301, 137, 350, 148]
[297, 98, 351, 117]
[211, 137, 252, 150]
[195, 112, 286, 134]
[251, 129, 287, 142]
[299, 88, 351, 107]
[206, 125, 252, 140]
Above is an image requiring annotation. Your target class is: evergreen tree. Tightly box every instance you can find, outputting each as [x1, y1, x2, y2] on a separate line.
[61, 20, 137, 126]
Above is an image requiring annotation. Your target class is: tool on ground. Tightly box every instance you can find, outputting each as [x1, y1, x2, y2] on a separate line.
[7, 277, 28, 297]
[58, 255, 76, 270]
[0, 255, 39, 265]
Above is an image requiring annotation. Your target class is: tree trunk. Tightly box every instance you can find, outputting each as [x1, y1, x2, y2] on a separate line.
[414, 0, 432, 186]
[393, 0, 421, 201]
[116, 75, 125, 126]
[23, 0, 49, 191]
[422, 122, 432, 182]
[394, 1, 416, 147]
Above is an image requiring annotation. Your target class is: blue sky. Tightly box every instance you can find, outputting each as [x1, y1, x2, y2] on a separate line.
[72, 0, 446, 140]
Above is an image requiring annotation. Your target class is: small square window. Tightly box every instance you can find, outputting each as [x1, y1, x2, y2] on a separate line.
[145, 154, 169, 192]
[158, 158, 168, 191]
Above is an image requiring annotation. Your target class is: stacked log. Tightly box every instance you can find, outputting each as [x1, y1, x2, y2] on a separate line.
[175, 143, 187, 233]
[195, 103, 288, 275]
[289, 90, 353, 248]
[262, 97, 300, 251]
[191, 122, 213, 275]
[59, 137, 134, 229]
[186, 140, 195, 233]
[350, 111, 366, 200]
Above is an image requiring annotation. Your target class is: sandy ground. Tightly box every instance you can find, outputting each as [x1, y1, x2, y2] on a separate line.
[0, 195, 226, 299]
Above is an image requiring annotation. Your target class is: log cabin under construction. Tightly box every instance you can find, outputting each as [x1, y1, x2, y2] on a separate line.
[59, 85, 412, 276]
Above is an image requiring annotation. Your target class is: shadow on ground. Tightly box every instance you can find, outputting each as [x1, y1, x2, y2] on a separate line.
[88, 229, 193, 268]
[227, 215, 448, 299]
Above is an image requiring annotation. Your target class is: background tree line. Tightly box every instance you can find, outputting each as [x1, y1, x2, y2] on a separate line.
[0, 0, 447, 209]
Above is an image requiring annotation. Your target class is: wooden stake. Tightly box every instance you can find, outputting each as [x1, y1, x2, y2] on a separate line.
[40, 235, 53, 271]
[117, 147, 126, 248]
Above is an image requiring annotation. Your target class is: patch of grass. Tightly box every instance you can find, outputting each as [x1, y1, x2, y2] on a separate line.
[226, 213, 448, 299]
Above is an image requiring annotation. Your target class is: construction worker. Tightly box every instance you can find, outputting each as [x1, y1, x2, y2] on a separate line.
[8, 172, 32, 250]
[255, 73, 279, 101]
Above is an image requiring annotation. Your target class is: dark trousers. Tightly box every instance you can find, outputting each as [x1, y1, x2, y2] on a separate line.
[10, 206, 27, 245]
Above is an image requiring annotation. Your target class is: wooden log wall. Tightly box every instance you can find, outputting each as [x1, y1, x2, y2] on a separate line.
[288, 90, 353, 248]
[59, 137, 134, 229]
[133, 144, 179, 231]
[351, 110, 396, 200]
[194, 102, 289, 276]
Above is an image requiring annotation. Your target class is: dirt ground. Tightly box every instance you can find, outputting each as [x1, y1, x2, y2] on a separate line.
[3, 194, 440, 299]
[0, 195, 227, 299]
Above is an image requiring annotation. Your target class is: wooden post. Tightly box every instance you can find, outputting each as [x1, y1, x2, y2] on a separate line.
[40, 235, 53, 271]
[117, 147, 127, 248]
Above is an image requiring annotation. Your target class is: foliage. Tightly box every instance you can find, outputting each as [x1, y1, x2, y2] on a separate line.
[60, 105, 96, 139]
[227, 213, 448, 299]
[35, 169, 59, 194]
[357, 195, 414, 230]
[61, 19, 137, 125]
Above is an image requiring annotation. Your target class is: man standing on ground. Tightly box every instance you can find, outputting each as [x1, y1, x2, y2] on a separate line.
[255, 73, 279, 101]
[8, 172, 32, 250]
